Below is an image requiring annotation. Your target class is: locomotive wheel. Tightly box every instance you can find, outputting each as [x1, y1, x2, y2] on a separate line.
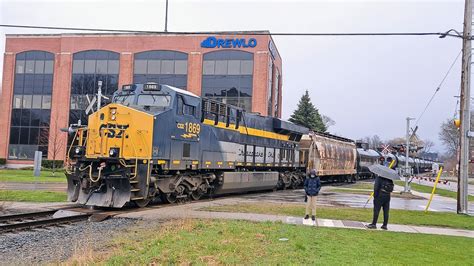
[164, 184, 187, 203]
[134, 198, 151, 208]
[190, 184, 206, 200]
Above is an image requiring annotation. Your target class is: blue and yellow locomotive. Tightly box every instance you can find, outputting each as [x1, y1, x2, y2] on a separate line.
[66, 83, 309, 207]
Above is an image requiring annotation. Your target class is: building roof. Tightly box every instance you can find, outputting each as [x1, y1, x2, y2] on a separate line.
[5, 30, 272, 38]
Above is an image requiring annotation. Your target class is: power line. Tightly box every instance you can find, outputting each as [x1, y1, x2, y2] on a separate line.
[0, 24, 465, 38]
[415, 49, 463, 126]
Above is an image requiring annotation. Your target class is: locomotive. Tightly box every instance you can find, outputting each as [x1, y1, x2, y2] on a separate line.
[65, 83, 440, 208]
[66, 83, 310, 207]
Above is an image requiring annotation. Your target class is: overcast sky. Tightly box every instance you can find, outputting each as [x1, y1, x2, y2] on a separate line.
[0, 0, 465, 154]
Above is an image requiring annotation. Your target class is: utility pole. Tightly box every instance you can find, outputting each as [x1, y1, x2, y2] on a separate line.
[164, 0, 169, 32]
[404, 117, 414, 193]
[457, 0, 472, 214]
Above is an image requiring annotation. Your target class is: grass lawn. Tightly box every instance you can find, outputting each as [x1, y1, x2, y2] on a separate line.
[0, 169, 66, 183]
[203, 203, 474, 230]
[93, 219, 474, 265]
[0, 190, 67, 202]
[395, 180, 474, 201]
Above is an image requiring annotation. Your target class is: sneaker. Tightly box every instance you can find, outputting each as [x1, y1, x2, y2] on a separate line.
[366, 224, 377, 229]
[381, 225, 388, 230]
[311, 215, 316, 221]
[304, 215, 309, 219]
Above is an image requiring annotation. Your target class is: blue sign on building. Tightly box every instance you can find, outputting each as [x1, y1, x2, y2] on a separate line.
[201, 37, 257, 48]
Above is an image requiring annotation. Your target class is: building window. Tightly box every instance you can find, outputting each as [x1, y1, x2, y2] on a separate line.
[267, 60, 273, 116]
[70, 50, 120, 125]
[133, 50, 188, 89]
[202, 50, 253, 112]
[9, 51, 54, 160]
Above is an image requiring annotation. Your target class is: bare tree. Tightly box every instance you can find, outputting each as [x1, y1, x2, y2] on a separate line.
[421, 139, 435, 153]
[370, 135, 383, 150]
[439, 118, 459, 156]
[42, 111, 66, 176]
[321, 115, 336, 131]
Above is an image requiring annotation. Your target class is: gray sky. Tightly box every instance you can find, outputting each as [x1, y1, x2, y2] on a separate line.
[0, 0, 464, 154]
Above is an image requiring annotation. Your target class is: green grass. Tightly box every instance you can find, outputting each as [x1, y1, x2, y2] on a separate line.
[395, 180, 474, 201]
[0, 169, 66, 183]
[98, 219, 474, 265]
[0, 190, 67, 202]
[203, 203, 474, 230]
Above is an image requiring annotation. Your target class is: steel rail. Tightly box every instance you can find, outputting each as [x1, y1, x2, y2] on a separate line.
[0, 213, 91, 233]
[0, 210, 57, 223]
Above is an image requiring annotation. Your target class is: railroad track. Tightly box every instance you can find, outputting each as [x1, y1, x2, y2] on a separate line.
[0, 210, 92, 233]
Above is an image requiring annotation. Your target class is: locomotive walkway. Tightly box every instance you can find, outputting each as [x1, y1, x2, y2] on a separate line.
[118, 197, 474, 239]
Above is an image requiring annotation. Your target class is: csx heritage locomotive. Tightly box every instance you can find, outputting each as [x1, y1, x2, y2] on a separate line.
[66, 83, 310, 207]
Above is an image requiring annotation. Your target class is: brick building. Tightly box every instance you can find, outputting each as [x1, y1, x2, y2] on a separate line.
[0, 31, 282, 164]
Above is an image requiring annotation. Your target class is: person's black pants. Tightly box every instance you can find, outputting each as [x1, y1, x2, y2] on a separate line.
[372, 195, 390, 226]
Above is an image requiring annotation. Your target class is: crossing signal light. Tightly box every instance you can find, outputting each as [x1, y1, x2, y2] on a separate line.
[454, 119, 461, 128]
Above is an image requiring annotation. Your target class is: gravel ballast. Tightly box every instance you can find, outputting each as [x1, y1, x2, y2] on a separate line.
[0, 218, 137, 264]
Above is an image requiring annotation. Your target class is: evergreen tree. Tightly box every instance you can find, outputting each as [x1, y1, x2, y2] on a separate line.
[289, 90, 327, 132]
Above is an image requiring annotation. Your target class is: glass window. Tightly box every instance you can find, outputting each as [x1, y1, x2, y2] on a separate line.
[202, 51, 254, 112]
[107, 60, 119, 74]
[203, 61, 215, 75]
[133, 51, 188, 88]
[161, 60, 174, 74]
[44, 60, 54, 74]
[9, 127, 20, 144]
[16, 60, 25, 73]
[215, 60, 228, 75]
[22, 95, 33, 109]
[137, 94, 171, 107]
[174, 61, 187, 75]
[70, 50, 120, 127]
[25, 60, 35, 73]
[13, 95, 22, 109]
[84, 60, 96, 74]
[134, 60, 147, 74]
[42, 95, 52, 109]
[96, 60, 108, 74]
[148, 60, 161, 74]
[32, 95, 42, 109]
[241, 60, 253, 75]
[114, 94, 135, 106]
[34, 60, 45, 74]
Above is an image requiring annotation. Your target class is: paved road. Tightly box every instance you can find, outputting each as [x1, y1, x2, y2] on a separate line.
[408, 176, 474, 196]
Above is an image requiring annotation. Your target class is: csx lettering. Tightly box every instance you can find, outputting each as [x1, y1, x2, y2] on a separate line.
[99, 124, 129, 139]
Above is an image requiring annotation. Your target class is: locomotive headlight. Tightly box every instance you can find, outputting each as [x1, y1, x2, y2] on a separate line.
[75, 147, 81, 154]
[109, 148, 119, 157]
[111, 114, 116, 120]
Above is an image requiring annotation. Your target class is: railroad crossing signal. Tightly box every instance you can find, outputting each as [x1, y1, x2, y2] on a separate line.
[381, 144, 391, 154]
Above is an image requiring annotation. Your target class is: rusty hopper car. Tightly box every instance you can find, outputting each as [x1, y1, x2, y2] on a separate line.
[66, 83, 309, 208]
[300, 132, 357, 182]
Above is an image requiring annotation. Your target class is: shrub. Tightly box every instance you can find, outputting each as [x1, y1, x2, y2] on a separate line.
[41, 160, 64, 169]
[0, 158, 6, 165]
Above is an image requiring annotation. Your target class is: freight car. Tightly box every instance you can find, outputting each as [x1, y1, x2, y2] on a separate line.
[300, 132, 357, 182]
[66, 83, 309, 208]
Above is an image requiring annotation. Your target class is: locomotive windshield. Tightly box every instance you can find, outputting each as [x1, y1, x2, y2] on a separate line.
[137, 94, 171, 107]
[114, 94, 135, 106]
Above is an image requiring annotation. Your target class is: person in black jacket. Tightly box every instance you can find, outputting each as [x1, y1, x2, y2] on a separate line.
[366, 175, 394, 230]
[304, 169, 321, 221]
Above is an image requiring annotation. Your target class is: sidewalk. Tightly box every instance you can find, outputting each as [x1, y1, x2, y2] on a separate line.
[118, 198, 474, 239]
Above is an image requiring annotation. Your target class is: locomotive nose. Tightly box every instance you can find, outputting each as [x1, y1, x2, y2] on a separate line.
[86, 104, 154, 160]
